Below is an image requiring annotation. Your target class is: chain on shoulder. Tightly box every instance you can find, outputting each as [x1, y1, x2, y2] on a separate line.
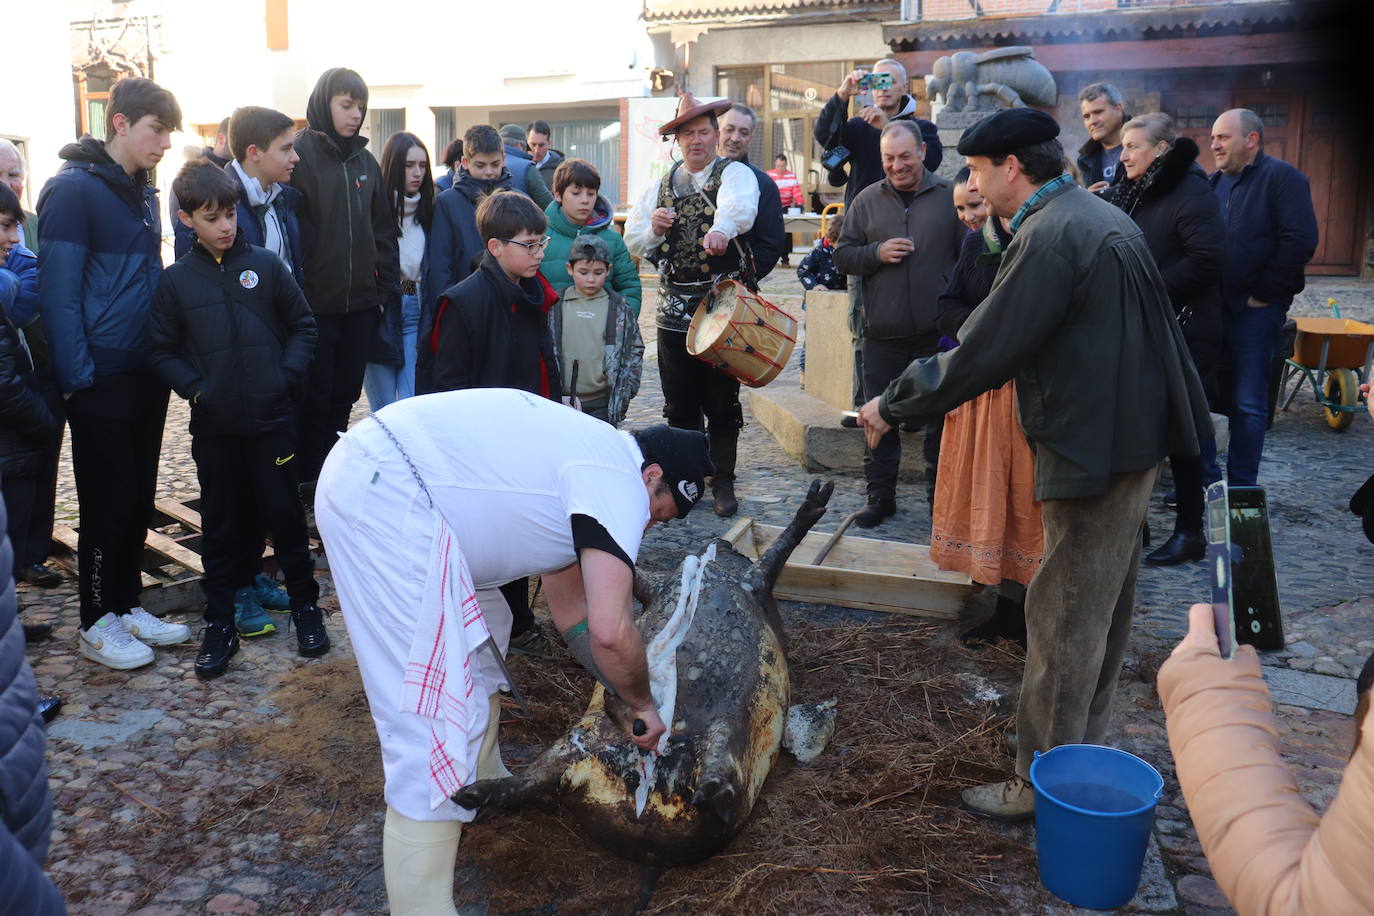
[371, 415, 434, 509]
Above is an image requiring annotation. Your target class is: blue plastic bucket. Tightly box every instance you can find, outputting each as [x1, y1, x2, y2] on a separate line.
[1029, 744, 1164, 910]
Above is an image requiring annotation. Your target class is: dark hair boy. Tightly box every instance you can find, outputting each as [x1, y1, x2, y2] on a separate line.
[148, 160, 326, 677]
[420, 124, 520, 388]
[289, 67, 400, 500]
[37, 76, 192, 670]
[540, 158, 641, 316]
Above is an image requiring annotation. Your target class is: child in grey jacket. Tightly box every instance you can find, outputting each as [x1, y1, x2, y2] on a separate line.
[549, 235, 643, 426]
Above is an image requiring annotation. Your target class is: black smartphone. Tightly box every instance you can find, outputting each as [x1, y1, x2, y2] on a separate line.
[1205, 481, 1236, 660]
[1229, 486, 1284, 652]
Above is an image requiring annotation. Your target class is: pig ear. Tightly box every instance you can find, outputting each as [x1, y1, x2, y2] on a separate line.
[633, 571, 660, 608]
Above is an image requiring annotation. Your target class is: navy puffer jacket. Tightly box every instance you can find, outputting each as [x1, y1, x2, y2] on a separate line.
[0, 500, 67, 913]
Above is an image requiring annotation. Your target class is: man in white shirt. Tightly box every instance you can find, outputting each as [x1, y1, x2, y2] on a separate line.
[624, 93, 759, 518]
[313, 388, 713, 915]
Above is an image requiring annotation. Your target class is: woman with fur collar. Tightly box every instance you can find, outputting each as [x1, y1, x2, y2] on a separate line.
[1105, 113, 1226, 567]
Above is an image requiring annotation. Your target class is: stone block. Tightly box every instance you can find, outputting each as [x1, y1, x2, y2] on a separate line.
[800, 290, 855, 412]
[747, 382, 928, 480]
[1262, 664, 1357, 714]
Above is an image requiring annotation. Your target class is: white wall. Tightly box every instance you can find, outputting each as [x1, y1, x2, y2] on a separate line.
[7, 0, 79, 206]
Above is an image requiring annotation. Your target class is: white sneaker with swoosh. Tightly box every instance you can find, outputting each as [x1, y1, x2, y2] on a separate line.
[120, 606, 192, 646]
[79, 612, 155, 670]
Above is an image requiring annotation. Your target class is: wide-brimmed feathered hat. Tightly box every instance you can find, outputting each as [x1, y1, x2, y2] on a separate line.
[660, 92, 732, 137]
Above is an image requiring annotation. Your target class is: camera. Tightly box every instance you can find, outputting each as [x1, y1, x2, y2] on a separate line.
[821, 145, 850, 172]
[858, 72, 894, 91]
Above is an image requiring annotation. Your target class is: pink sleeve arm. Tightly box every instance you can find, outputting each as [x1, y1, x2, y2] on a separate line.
[1159, 644, 1374, 915]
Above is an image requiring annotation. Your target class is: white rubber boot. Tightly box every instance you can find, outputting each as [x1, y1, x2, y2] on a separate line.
[382, 807, 461, 916]
[475, 693, 513, 780]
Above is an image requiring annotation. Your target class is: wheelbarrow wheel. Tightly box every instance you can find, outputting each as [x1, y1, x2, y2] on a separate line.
[1324, 368, 1358, 431]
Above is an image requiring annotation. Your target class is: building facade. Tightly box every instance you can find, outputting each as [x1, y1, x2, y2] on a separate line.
[887, 0, 1366, 275]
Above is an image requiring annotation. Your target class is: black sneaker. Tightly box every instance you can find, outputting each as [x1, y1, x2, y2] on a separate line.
[291, 605, 331, 657]
[38, 696, 64, 723]
[18, 563, 62, 588]
[195, 623, 240, 679]
[509, 625, 551, 659]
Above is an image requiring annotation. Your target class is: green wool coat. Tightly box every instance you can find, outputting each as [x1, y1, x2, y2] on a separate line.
[540, 197, 643, 317]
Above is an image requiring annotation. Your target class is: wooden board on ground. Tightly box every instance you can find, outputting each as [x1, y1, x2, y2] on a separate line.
[50, 518, 205, 615]
[723, 517, 973, 619]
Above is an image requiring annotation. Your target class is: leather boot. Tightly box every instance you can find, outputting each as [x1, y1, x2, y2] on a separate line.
[382, 807, 461, 916]
[708, 434, 739, 518]
[853, 495, 896, 529]
[1145, 529, 1206, 566]
[960, 592, 1027, 649]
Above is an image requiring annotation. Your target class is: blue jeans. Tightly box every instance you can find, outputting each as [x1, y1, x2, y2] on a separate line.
[363, 292, 419, 411]
[1223, 303, 1286, 486]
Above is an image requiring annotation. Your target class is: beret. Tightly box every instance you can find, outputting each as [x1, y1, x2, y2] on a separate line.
[957, 108, 1060, 157]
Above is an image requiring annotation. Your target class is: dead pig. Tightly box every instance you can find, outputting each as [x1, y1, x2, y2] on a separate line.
[454, 480, 835, 866]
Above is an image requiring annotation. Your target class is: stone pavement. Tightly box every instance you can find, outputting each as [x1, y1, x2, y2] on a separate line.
[16, 272, 1374, 914]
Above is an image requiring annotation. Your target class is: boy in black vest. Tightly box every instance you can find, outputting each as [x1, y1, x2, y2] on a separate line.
[147, 161, 329, 678]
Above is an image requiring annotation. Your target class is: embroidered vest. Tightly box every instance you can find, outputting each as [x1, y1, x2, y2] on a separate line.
[652, 158, 749, 285]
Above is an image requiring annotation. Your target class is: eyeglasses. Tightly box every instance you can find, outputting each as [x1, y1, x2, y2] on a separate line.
[499, 236, 552, 254]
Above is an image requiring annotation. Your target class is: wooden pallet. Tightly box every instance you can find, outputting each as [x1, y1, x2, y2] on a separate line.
[49, 498, 321, 615]
[722, 517, 974, 619]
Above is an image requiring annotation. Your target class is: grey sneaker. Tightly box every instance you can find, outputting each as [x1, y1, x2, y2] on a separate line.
[508, 626, 551, 659]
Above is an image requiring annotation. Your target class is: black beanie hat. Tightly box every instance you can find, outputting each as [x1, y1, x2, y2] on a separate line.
[634, 426, 716, 518]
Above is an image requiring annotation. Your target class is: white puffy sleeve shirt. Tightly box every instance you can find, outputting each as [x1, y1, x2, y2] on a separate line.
[624, 158, 760, 259]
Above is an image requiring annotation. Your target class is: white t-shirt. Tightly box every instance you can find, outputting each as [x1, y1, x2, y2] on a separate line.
[366, 388, 649, 587]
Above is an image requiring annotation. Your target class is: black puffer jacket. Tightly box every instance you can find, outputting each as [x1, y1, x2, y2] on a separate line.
[289, 69, 399, 317]
[146, 235, 317, 437]
[1105, 137, 1225, 401]
[0, 502, 66, 914]
[0, 271, 59, 478]
[422, 255, 561, 399]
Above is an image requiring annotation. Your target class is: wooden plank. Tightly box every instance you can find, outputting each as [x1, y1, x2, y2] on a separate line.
[724, 518, 973, 619]
[155, 498, 203, 532]
[53, 522, 164, 588]
[144, 529, 205, 575]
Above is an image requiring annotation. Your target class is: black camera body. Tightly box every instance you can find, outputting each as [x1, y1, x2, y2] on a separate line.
[821, 145, 850, 172]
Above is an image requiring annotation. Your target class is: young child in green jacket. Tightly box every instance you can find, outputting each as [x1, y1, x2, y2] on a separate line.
[540, 159, 642, 316]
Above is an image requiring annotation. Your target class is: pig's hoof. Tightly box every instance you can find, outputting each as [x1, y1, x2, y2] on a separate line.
[454, 778, 510, 811]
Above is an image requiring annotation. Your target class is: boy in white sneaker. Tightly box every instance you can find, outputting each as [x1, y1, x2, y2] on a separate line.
[38, 78, 192, 670]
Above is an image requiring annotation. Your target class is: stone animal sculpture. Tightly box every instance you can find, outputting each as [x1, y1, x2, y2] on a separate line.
[928, 47, 1057, 112]
[455, 480, 836, 866]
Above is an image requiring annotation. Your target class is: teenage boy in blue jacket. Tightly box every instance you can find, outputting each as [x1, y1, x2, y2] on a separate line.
[290, 68, 400, 501]
[1208, 108, 1319, 487]
[37, 77, 193, 671]
[147, 161, 327, 677]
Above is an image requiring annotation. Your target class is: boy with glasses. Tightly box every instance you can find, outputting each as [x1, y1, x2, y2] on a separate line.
[426, 190, 563, 658]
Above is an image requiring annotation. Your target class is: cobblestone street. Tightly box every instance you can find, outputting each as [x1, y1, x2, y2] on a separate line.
[18, 270, 1374, 915]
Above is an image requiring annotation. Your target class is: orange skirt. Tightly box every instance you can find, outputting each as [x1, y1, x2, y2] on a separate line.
[930, 380, 1043, 587]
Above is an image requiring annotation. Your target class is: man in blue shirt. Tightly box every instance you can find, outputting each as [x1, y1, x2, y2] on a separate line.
[1208, 108, 1318, 486]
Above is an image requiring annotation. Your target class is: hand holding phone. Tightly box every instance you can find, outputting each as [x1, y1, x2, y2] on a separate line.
[1205, 481, 1237, 660]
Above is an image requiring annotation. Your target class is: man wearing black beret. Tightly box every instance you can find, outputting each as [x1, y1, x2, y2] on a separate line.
[858, 107, 1213, 818]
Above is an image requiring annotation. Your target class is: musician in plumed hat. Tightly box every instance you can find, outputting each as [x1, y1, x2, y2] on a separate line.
[624, 93, 761, 518]
[857, 106, 1213, 819]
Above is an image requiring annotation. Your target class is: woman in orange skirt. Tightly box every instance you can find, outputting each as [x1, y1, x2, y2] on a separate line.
[930, 169, 1042, 647]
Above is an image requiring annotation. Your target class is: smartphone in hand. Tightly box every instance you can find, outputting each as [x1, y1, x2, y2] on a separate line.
[1205, 481, 1236, 660]
[1228, 486, 1285, 652]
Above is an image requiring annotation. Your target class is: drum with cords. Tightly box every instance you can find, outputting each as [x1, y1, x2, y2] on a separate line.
[686, 279, 798, 388]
